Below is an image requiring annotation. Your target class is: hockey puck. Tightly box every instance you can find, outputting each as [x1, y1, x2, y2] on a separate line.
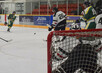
[34, 33, 36, 35]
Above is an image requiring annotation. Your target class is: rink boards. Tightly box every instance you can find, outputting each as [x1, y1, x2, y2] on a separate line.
[0, 14, 81, 30]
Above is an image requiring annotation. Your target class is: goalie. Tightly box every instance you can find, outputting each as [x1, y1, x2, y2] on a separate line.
[52, 23, 102, 73]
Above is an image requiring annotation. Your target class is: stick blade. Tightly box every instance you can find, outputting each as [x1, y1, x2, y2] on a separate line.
[7, 39, 13, 42]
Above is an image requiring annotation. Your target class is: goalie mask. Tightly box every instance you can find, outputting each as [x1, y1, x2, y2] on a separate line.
[70, 23, 80, 30]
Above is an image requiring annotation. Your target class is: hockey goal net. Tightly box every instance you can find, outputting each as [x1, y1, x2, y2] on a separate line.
[47, 29, 102, 73]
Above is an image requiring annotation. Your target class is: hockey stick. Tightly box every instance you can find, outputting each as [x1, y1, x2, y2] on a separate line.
[47, 0, 51, 9]
[0, 37, 12, 42]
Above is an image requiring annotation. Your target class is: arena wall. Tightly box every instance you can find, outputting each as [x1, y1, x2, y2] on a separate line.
[0, 14, 81, 30]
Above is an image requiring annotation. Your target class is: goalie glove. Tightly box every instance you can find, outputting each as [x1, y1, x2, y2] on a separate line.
[47, 24, 55, 31]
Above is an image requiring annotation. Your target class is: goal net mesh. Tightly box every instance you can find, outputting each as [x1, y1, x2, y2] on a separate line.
[47, 29, 102, 73]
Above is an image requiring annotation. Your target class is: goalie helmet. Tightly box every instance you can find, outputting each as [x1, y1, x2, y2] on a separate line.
[70, 23, 80, 30]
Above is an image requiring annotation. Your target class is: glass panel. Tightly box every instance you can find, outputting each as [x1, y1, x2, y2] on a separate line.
[0, 0, 100, 15]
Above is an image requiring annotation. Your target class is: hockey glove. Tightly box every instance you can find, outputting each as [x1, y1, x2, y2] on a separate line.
[48, 27, 53, 31]
[47, 24, 54, 31]
[4, 22, 7, 26]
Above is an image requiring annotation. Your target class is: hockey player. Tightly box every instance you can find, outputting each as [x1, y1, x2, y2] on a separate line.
[78, 1, 97, 29]
[48, 7, 66, 31]
[7, 11, 16, 32]
[48, 7, 67, 42]
[52, 23, 102, 73]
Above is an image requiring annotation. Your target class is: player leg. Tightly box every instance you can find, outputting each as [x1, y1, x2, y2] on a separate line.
[60, 20, 66, 41]
[7, 21, 13, 32]
[53, 25, 61, 42]
[54, 19, 66, 42]
[7, 20, 10, 32]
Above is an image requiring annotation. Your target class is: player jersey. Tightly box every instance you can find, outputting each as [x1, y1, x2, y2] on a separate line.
[95, 14, 102, 29]
[81, 6, 97, 22]
[8, 14, 16, 21]
[52, 11, 66, 26]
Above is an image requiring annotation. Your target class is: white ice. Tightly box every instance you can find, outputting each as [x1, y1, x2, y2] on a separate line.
[0, 26, 49, 73]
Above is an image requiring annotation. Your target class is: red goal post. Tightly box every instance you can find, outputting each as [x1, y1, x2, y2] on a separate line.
[47, 29, 102, 73]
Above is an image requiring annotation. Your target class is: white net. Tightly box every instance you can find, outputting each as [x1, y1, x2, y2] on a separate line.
[47, 29, 102, 73]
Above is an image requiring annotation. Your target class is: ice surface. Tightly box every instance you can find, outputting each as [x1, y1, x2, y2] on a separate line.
[0, 26, 49, 73]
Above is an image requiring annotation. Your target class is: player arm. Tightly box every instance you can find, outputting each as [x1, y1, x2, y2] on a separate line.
[48, 16, 57, 31]
[80, 8, 91, 22]
[13, 16, 16, 21]
[8, 14, 11, 20]
[80, 12, 89, 22]
[48, 22, 56, 31]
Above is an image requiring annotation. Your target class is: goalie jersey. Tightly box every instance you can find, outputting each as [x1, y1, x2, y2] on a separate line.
[52, 11, 66, 26]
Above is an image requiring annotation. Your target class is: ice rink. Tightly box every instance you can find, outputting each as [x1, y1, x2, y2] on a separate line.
[0, 26, 49, 73]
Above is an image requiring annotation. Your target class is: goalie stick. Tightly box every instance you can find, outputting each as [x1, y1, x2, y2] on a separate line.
[0, 37, 12, 42]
